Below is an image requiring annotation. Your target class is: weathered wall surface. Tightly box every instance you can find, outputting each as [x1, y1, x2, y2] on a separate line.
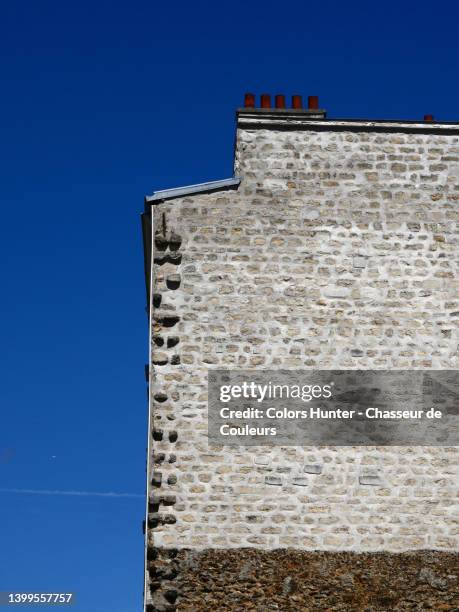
[146, 118, 459, 607]
[175, 549, 459, 611]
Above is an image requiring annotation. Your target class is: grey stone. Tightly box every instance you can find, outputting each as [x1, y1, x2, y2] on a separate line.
[292, 477, 308, 487]
[282, 576, 294, 595]
[323, 286, 350, 298]
[359, 473, 383, 486]
[303, 464, 322, 475]
[418, 568, 447, 590]
[353, 256, 367, 268]
[254, 455, 270, 466]
[265, 476, 282, 486]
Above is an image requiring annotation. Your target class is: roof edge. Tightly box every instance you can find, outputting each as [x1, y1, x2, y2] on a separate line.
[237, 111, 459, 133]
[145, 177, 241, 204]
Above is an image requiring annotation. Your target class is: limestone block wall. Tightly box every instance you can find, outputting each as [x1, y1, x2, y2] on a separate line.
[145, 114, 459, 604]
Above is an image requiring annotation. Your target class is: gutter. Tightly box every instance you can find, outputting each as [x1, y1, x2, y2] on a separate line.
[145, 176, 241, 204]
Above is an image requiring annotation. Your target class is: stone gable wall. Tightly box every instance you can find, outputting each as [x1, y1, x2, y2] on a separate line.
[146, 123, 459, 587]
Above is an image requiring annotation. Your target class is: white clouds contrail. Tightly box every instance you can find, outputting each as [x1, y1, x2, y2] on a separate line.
[0, 488, 144, 498]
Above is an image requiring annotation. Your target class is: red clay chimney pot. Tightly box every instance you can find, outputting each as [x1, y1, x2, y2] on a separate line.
[261, 93, 271, 108]
[424, 114, 434, 121]
[308, 95, 319, 110]
[292, 95, 303, 109]
[275, 94, 286, 109]
[244, 93, 255, 108]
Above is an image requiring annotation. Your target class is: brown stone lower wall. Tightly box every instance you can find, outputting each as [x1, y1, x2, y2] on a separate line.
[147, 548, 459, 612]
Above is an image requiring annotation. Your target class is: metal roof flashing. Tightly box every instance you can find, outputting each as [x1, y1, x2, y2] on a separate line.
[236, 110, 459, 133]
[145, 177, 241, 205]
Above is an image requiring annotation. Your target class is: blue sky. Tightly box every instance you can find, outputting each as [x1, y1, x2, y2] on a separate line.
[0, 1, 458, 610]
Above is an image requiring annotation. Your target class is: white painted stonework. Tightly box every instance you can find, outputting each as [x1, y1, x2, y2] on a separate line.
[146, 114, 459, 558]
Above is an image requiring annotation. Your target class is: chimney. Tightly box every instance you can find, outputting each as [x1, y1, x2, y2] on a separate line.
[275, 95, 286, 109]
[239, 93, 327, 120]
[244, 93, 255, 108]
[260, 93, 271, 108]
[291, 95, 303, 109]
[308, 96, 319, 110]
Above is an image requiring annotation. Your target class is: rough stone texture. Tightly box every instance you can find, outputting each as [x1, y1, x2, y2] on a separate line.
[170, 549, 459, 611]
[145, 114, 459, 608]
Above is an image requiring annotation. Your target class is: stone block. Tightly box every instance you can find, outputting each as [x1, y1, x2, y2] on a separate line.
[265, 476, 282, 486]
[292, 477, 308, 487]
[303, 464, 322, 475]
[254, 455, 270, 466]
[353, 255, 367, 268]
[323, 287, 350, 298]
[359, 473, 383, 486]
